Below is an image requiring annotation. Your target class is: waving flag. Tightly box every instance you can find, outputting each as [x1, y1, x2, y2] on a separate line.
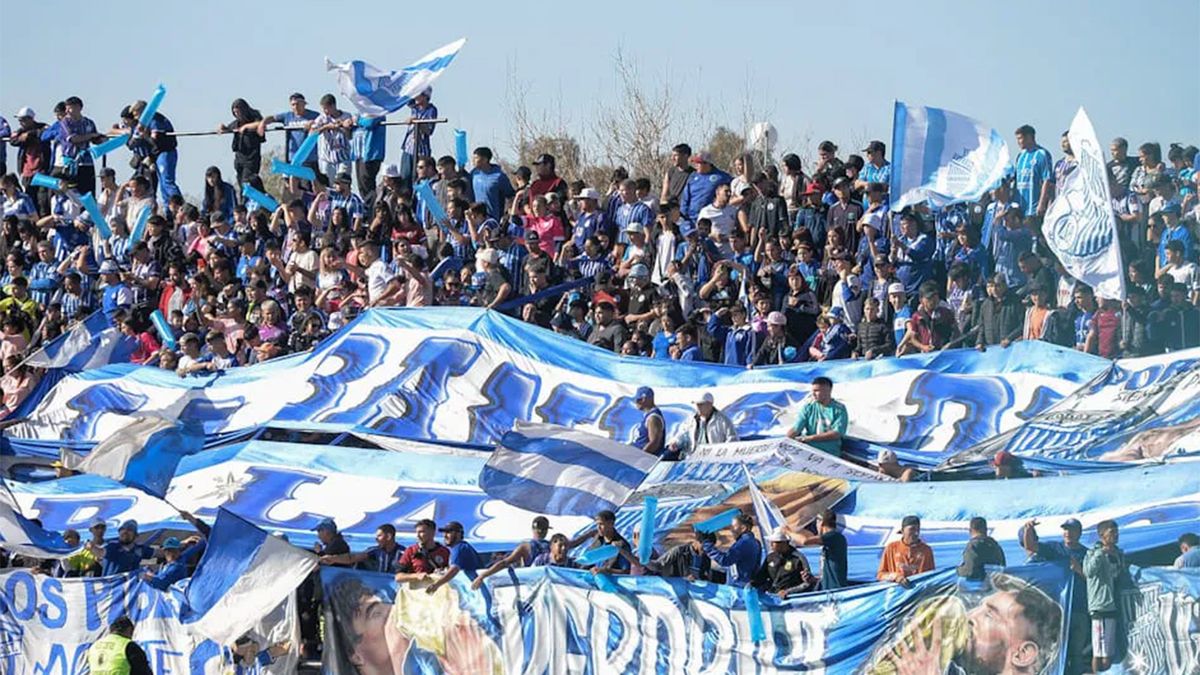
[181, 509, 317, 646]
[0, 479, 78, 559]
[480, 421, 658, 516]
[1044, 107, 1126, 300]
[741, 463, 786, 557]
[61, 416, 204, 498]
[25, 311, 135, 371]
[325, 38, 466, 116]
[890, 101, 1011, 210]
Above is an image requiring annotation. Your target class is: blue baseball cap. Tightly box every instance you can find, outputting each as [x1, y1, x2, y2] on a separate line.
[313, 518, 337, 532]
[118, 519, 138, 532]
[828, 306, 845, 320]
[1160, 202, 1181, 215]
[89, 517, 107, 529]
[1060, 518, 1082, 531]
[160, 537, 181, 550]
[634, 386, 654, 401]
[679, 220, 697, 238]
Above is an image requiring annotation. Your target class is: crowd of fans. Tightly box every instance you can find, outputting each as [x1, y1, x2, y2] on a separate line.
[0, 92, 1198, 418]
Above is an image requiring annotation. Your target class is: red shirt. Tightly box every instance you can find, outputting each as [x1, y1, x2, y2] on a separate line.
[529, 176, 567, 201]
[397, 542, 450, 574]
[1094, 309, 1121, 358]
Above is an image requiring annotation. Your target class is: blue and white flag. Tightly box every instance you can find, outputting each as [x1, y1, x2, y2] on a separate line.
[480, 421, 658, 516]
[61, 416, 204, 498]
[741, 463, 786, 557]
[1044, 107, 1126, 300]
[889, 101, 1011, 210]
[325, 38, 466, 116]
[25, 311, 134, 371]
[181, 509, 316, 646]
[0, 478, 78, 559]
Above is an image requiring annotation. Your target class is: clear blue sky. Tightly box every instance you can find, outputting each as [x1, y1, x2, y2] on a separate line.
[2, 0, 1197, 196]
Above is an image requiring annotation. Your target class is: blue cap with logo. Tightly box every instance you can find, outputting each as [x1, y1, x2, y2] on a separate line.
[1060, 518, 1082, 531]
[160, 537, 181, 550]
[118, 519, 138, 532]
[634, 386, 654, 401]
[314, 518, 338, 532]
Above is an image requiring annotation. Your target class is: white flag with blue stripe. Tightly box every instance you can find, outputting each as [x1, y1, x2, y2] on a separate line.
[0, 478, 79, 559]
[180, 509, 316, 646]
[480, 421, 659, 516]
[25, 311, 134, 371]
[325, 38, 466, 116]
[61, 416, 204, 498]
[889, 101, 1011, 210]
[741, 463, 786, 558]
[1044, 107, 1126, 301]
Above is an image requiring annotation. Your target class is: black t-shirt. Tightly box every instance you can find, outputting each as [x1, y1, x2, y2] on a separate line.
[587, 320, 628, 352]
[228, 114, 265, 165]
[755, 548, 811, 593]
[665, 166, 694, 202]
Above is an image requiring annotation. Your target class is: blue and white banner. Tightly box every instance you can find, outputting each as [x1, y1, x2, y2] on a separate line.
[0, 479, 80, 559]
[625, 452, 1200, 581]
[890, 101, 1012, 210]
[321, 564, 1070, 674]
[62, 416, 204, 497]
[943, 349, 1200, 470]
[1114, 567, 1200, 674]
[180, 510, 315, 646]
[1044, 107, 1126, 300]
[8, 308, 1107, 468]
[325, 38, 466, 116]
[24, 311, 133, 372]
[481, 421, 658, 516]
[8, 437, 593, 553]
[0, 569, 299, 675]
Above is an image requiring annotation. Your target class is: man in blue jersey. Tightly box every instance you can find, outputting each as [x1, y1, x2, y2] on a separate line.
[856, 140, 891, 206]
[1013, 124, 1055, 223]
[702, 513, 762, 586]
[88, 520, 155, 576]
[469, 147, 515, 220]
[679, 151, 732, 224]
[259, 93, 320, 171]
[425, 521, 482, 594]
[471, 516, 556, 589]
[631, 385, 666, 456]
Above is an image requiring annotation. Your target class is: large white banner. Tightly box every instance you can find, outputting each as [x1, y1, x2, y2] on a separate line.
[1044, 107, 1126, 300]
[0, 570, 298, 675]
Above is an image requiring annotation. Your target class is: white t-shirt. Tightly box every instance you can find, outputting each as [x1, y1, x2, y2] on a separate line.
[697, 204, 737, 238]
[288, 249, 319, 292]
[1165, 262, 1200, 293]
[365, 259, 393, 304]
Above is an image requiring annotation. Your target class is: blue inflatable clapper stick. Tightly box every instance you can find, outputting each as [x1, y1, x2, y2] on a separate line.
[290, 132, 319, 167]
[742, 584, 767, 642]
[138, 84, 167, 128]
[90, 133, 130, 161]
[414, 181, 449, 225]
[129, 206, 152, 246]
[79, 193, 112, 239]
[270, 158, 316, 182]
[638, 495, 658, 565]
[454, 129, 468, 168]
[594, 573, 619, 593]
[693, 507, 741, 534]
[575, 544, 619, 567]
[31, 173, 63, 191]
[150, 309, 177, 350]
[241, 184, 280, 213]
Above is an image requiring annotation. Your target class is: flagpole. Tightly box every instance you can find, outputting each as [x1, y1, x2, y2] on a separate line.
[0, 118, 449, 143]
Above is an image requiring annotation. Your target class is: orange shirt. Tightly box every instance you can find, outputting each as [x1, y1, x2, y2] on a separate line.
[876, 538, 935, 582]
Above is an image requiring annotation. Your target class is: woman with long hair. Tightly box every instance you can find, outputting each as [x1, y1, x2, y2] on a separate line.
[730, 152, 756, 206]
[202, 166, 237, 223]
[217, 98, 264, 191]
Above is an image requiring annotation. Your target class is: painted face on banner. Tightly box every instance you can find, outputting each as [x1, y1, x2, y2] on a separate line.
[347, 591, 409, 675]
[960, 588, 1054, 675]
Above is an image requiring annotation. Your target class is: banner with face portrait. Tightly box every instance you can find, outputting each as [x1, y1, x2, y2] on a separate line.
[0, 570, 298, 675]
[322, 563, 1073, 674]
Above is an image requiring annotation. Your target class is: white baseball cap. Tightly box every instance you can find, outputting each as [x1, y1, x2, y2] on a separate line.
[382, 163, 402, 178]
[624, 222, 645, 234]
[576, 187, 601, 201]
[767, 526, 789, 543]
[887, 282, 906, 296]
[876, 449, 898, 464]
[15, 107, 34, 119]
[692, 392, 714, 405]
